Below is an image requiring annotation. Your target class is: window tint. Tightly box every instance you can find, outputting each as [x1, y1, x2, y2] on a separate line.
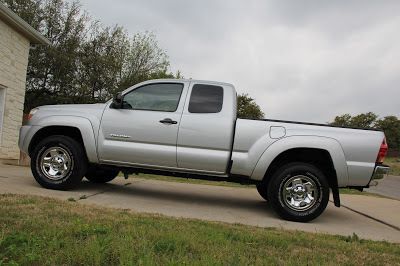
[188, 84, 223, 113]
[123, 83, 183, 112]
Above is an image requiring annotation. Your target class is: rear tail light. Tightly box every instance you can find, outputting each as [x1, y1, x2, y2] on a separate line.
[376, 138, 388, 163]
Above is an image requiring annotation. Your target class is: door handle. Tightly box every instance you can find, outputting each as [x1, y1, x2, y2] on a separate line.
[159, 118, 177, 124]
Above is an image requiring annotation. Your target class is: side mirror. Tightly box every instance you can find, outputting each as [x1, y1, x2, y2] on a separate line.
[111, 92, 123, 109]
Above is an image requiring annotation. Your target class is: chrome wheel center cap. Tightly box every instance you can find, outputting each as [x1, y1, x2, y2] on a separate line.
[40, 147, 72, 181]
[293, 185, 306, 198]
[282, 175, 319, 211]
[52, 156, 64, 166]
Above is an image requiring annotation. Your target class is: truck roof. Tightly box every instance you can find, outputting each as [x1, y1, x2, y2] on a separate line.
[149, 78, 234, 87]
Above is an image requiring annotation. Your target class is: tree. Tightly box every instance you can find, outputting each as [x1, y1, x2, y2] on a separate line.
[78, 24, 130, 103]
[2, 0, 42, 28]
[330, 112, 377, 129]
[4, 0, 91, 110]
[3, 0, 174, 111]
[237, 93, 264, 119]
[330, 114, 352, 127]
[375, 116, 400, 152]
[349, 112, 378, 129]
[119, 32, 170, 90]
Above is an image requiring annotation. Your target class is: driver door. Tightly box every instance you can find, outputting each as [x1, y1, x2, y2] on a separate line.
[98, 81, 188, 168]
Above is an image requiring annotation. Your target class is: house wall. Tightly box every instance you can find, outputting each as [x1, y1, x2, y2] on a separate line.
[0, 18, 30, 159]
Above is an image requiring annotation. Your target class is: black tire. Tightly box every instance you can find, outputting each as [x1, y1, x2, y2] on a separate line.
[267, 162, 329, 222]
[256, 182, 268, 201]
[31, 135, 88, 190]
[85, 166, 119, 183]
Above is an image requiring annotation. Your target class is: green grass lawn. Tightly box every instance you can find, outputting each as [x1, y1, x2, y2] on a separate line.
[1, 194, 399, 265]
[386, 157, 400, 176]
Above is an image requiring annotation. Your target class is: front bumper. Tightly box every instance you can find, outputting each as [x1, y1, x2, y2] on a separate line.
[369, 164, 390, 186]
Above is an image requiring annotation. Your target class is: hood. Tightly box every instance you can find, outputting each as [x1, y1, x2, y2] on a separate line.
[28, 103, 107, 125]
[37, 103, 107, 112]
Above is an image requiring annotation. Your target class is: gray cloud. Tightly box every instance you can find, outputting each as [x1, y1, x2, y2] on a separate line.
[76, 0, 400, 122]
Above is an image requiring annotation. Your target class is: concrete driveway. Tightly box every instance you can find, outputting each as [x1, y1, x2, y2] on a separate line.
[1, 163, 400, 243]
[366, 175, 400, 200]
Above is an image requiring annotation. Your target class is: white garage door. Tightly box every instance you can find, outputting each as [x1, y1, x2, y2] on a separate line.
[0, 86, 5, 143]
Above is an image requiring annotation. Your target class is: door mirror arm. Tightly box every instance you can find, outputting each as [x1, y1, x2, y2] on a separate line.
[111, 92, 123, 109]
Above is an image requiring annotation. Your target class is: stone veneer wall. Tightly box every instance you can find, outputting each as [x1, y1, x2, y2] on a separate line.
[0, 18, 30, 159]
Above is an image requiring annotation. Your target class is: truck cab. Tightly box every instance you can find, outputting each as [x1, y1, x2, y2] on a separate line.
[98, 79, 236, 174]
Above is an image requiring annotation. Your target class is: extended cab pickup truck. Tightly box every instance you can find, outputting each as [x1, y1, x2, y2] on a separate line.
[19, 79, 390, 222]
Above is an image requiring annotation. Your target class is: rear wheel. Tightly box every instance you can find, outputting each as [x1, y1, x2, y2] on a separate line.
[267, 162, 329, 222]
[85, 167, 119, 183]
[31, 135, 87, 190]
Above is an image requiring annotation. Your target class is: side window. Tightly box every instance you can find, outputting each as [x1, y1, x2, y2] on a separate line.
[188, 84, 224, 113]
[123, 83, 183, 112]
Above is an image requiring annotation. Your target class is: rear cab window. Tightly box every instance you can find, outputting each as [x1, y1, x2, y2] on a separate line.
[188, 84, 224, 113]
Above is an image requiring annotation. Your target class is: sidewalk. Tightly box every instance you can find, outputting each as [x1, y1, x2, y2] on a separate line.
[340, 194, 400, 230]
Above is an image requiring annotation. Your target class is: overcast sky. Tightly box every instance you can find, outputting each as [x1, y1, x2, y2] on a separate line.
[75, 0, 399, 122]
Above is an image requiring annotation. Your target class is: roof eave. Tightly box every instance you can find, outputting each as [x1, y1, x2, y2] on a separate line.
[0, 2, 50, 45]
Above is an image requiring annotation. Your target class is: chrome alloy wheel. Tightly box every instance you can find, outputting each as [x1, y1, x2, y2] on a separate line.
[281, 175, 319, 211]
[40, 147, 72, 180]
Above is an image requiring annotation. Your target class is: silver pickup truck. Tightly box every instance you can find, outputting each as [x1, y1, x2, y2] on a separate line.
[19, 79, 390, 222]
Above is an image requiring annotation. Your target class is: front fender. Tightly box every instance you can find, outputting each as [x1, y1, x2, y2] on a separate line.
[250, 135, 349, 187]
[32, 115, 99, 163]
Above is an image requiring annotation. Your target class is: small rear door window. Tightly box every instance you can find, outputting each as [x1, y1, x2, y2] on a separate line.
[188, 84, 223, 113]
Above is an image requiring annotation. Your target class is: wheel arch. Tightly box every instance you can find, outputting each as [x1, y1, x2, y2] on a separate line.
[28, 116, 99, 163]
[251, 136, 348, 206]
[263, 148, 336, 182]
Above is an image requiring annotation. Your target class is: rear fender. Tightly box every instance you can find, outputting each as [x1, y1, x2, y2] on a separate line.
[251, 136, 349, 187]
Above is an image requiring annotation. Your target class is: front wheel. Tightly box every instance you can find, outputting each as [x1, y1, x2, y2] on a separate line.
[31, 135, 87, 190]
[267, 162, 330, 222]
